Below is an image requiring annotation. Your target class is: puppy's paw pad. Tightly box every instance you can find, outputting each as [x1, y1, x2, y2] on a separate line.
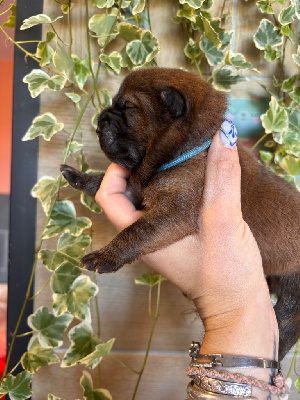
[81, 251, 119, 274]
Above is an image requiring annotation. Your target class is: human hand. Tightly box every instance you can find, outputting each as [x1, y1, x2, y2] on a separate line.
[95, 131, 278, 359]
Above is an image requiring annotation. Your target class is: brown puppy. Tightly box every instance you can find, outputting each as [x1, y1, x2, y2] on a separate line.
[61, 68, 300, 360]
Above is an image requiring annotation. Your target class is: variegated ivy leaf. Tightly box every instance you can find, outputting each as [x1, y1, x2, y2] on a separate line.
[63, 140, 83, 158]
[36, 31, 56, 67]
[22, 112, 64, 142]
[225, 51, 255, 71]
[173, 5, 197, 23]
[278, 4, 296, 25]
[212, 67, 246, 92]
[89, 9, 119, 48]
[21, 336, 60, 373]
[196, 17, 221, 48]
[259, 150, 273, 163]
[133, 0, 146, 14]
[51, 262, 82, 294]
[0, 371, 32, 400]
[126, 30, 159, 65]
[289, 86, 300, 104]
[27, 306, 73, 348]
[80, 338, 115, 368]
[279, 155, 300, 176]
[65, 92, 82, 103]
[53, 44, 75, 82]
[282, 75, 297, 92]
[20, 14, 62, 30]
[254, 19, 283, 50]
[283, 130, 300, 157]
[2, 4, 16, 28]
[256, 0, 274, 13]
[92, 0, 114, 7]
[42, 200, 92, 239]
[218, 31, 234, 51]
[261, 97, 288, 134]
[62, 322, 101, 367]
[100, 51, 122, 74]
[81, 193, 102, 214]
[23, 69, 66, 98]
[53, 272, 98, 322]
[200, 38, 224, 66]
[120, 0, 131, 8]
[31, 175, 67, 215]
[202, 0, 213, 10]
[288, 110, 300, 134]
[101, 88, 112, 109]
[39, 232, 91, 271]
[291, 0, 300, 18]
[264, 43, 280, 62]
[135, 273, 166, 287]
[73, 56, 92, 90]
[184, 38, 202, 60]
[292, 45, 300, 67]
[117, 22, 141, 41]
[179, 0, 205, 9]
[48, 395, 68, 400]
[81, 371, 112, 400]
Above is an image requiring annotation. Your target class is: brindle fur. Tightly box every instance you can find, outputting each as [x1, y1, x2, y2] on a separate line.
[60, 68, 300, 360]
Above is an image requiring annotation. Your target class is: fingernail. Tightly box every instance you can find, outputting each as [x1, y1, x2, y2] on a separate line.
[220, 120, 237, 149]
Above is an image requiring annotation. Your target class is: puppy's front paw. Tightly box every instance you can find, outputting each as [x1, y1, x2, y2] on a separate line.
[81, 249, 122, 274]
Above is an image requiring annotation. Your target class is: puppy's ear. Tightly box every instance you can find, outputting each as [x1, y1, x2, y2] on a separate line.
[160, 86, 186, 118]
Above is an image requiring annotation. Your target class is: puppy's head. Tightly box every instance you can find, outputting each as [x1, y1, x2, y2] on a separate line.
[97, 68, 227, 172]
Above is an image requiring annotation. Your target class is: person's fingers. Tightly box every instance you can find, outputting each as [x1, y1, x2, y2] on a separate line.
[95, 163, 143, 231]
[201, 125, 242, 225]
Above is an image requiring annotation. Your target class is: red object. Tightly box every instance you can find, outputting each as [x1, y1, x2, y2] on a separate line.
[0, 356, 5, 377]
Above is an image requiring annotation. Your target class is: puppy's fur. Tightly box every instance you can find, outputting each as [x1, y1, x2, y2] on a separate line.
[61, 68, 300, 360]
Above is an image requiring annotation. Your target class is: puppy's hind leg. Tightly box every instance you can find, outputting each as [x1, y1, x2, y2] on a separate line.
[268, 272, 300, 361]
[60, 164, 104, 198]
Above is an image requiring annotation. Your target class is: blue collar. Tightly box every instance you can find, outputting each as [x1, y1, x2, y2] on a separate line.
[157, 138, 212, 173]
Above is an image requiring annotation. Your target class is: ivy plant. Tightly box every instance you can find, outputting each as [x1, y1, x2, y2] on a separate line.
[0, 0, 299, 398]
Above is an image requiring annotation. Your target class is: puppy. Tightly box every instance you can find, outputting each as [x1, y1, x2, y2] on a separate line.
[61, 68, 300, 360]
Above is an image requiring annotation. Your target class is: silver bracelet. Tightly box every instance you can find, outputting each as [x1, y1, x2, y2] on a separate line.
[194, 376, 252, 398]
[186, 382, 258, 400]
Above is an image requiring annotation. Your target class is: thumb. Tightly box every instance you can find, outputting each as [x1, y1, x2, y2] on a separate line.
[202, 122, 241, 219]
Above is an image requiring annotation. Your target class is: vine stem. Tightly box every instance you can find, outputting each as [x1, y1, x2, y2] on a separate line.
[132, 277, 162, 400]
[287, 339, 300, 379]
[207, 63, 225, 83]
[67, 0, 73, 57]
[250, 132, 269, 152]
[0, 0, 16, 16]
[109, 355, 140, 375]
[28, 276, 52, 301]
[1, 89, 95, 382]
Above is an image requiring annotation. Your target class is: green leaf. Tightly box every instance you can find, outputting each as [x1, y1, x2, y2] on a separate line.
[42, 200, 92, 239]
[254, 19, 283, 50]
[200, 38, 224, 66]
[260, 150, 273, 163]
[278, 4, 295, 25]
[184, 38, 202, 60]
[288, 110, 300, 134]
[31, 175, 67, 215]
[100, 51, 122, 74]
[0, 371, 32, 400]
[132, 0, 146, 14]
[291, 0, 300, 18]
[28, 306, 73, 348]
[295, 376, 300, 393]
[135, 273, 166, 287]
[80, 338, 115, 368]
[22, 112, 64, 141]
[62, 322, 100, 367]
[264, 43, 280, 62]
[21, 336, 60, 373]
[218, 31, 234, 51]
[225, 51, 254, 70]
[51, 262, 82, 294]
[282, 75, 297, 92]
[53, 44, 75, 82]
[289, 86, 300, 104]
[92, 0, 114, 7]
[63, 140, 83, 157]
[3, 5, 16, 28]
[200, 17, 221, 48]
[261, 97, 288, 133]
[256, 0, 274, 13]
[53, 274, 98, 321]
[273, 131, 283, 144]
[174, 5, 197, 22]
[279, 155, 300, 175]
[202, 0, 213, 10]
[20, 14, 55, 30]
[39, 232, 91, 271]
[281, 24, 290, 37]
[65, 92, 82, 103]
[81, 193, 102, 214]
[89, 11, 118, 48]
[36, 31, 56, 67]
[101, 88, 112, 109]
[179, 0, 204, 8]
[292, 45, 300, 67]
[212, 67, 246, 91]
[117, 22, 141, 41]
[73, 56, 92, 90]
[126, 30, 158, 65]
[48, 395, 68, 400]
[23, 69, 66, 98]
[80, 371, 112, 400]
